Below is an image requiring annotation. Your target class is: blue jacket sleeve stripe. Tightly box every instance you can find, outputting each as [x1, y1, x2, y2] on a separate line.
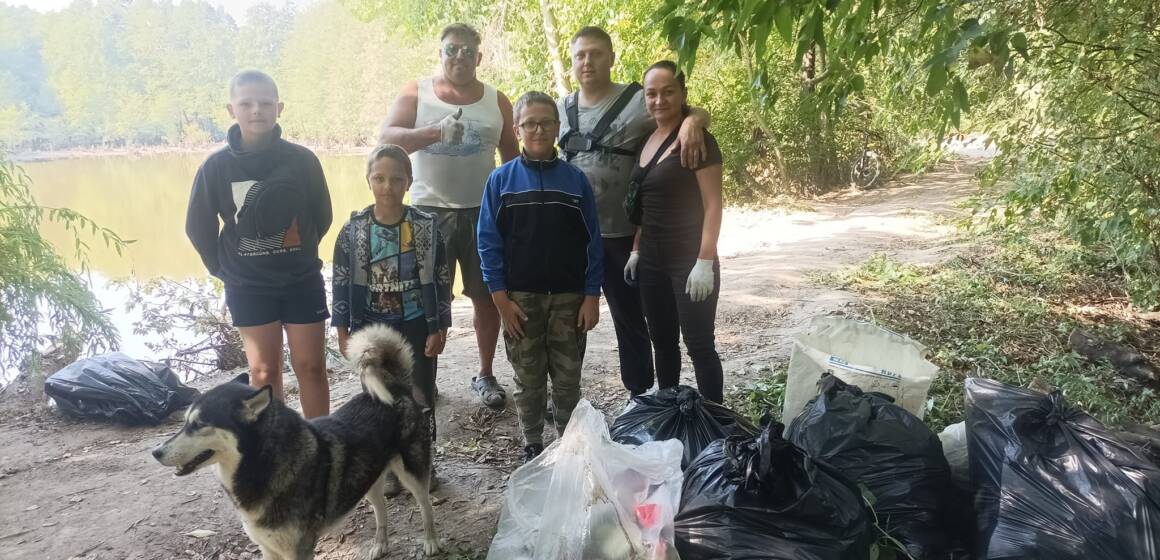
[477, 169, 507, 293]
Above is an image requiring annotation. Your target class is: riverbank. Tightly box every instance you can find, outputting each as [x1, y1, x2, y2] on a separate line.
[0, 159, 982, 559]
[10, 143, 375, 163]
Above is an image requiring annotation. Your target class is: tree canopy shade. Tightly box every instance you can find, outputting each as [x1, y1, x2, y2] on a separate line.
[3, 0, 1159, 306]
[656, 0, 1160, 305]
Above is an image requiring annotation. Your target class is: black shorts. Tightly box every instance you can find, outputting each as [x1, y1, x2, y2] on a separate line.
[225, 284, 330, 328]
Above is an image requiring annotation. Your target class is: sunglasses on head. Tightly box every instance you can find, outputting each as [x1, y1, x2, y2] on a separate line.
[442, 44, 478, 59]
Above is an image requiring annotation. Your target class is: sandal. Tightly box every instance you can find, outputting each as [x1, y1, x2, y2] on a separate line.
[471, 375, 507, 408]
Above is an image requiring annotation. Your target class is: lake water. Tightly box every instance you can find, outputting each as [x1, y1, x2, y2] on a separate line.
[24, 152, 373, 279]
[18, 152, 445, 376]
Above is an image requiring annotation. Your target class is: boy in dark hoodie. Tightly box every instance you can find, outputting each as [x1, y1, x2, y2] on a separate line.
[477, 91, 603, 462]
[185, 70, 333, 418]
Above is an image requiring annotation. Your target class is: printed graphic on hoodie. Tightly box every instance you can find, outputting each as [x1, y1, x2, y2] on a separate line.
[231, 179, 303, 256]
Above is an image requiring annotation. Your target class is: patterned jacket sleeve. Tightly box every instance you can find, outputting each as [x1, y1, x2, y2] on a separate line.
[330, 221, 352, 328]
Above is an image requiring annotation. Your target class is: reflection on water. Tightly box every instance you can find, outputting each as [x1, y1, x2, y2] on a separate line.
[24, 152, 375, 279]
[18, 152, 467, 377]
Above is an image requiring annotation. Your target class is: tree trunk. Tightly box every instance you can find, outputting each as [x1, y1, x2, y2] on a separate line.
[538, 0, 571, 97]
[801, 45, 816, 92]
[739, 40, 788, 181]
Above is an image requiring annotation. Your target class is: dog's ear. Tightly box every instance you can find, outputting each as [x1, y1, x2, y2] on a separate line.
[233, 373, 250, 385]
[240, 385, 272, 422]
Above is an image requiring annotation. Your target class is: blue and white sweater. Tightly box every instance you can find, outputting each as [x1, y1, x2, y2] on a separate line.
[477, 152, 603, 296]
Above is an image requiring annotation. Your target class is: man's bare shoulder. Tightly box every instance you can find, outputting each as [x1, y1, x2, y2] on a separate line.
[398, 79, 422, 97]
[496, 90, 513, 109]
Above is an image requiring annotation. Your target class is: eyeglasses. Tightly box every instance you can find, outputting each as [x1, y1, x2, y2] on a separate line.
[518, 120, 559, 133]
[442, 44, 478, 59]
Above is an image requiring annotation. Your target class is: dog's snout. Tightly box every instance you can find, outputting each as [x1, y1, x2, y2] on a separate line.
[151, 446, 164, 460]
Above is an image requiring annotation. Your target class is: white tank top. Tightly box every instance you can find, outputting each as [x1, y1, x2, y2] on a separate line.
[410, 78, 503, 208]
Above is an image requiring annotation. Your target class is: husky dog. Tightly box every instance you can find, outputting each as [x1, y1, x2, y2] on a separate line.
[152, 324, 439, 559]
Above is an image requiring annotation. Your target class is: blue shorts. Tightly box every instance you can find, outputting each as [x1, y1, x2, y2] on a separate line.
[225, 283, 330, 327]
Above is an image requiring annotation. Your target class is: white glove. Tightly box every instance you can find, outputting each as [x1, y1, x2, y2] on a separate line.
[623, 250, 640, 285]
[685, 258, 715, 302]
[439, 108, 465, 145]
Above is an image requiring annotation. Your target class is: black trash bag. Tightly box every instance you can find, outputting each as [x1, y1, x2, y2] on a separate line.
[785, 374, 954, 559]
[611, 385, 758, 468]
[45, 352, 199, 425]
[675, 421, 874, 560]
[966, 377, 1160, 560]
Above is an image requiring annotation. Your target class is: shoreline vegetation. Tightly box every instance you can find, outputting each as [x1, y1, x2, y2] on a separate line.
[10, 142, 375, 164]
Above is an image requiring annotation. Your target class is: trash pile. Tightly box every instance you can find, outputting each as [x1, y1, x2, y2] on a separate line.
[611, 385, 757, 469]
[785, 374, 953, 559]
[675, 421, 874, 559]
[965, 377, 1160, 559]
[489, 317, 1160, 560]
[488, 399, 684, 560]
[44, 352, 199, 425]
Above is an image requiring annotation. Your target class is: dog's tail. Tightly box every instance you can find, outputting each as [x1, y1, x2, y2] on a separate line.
[345, 324, 415, 405]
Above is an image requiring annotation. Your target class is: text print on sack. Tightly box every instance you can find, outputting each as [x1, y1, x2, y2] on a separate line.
[825, 355, 902, 381]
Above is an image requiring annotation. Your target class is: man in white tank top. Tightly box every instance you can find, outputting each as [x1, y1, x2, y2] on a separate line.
[378, 23, 520, 408]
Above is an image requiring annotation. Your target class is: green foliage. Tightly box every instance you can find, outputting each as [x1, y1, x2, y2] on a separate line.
[819, 226, 1160, 432]
[0, 1, 435, 150]
[115, 277, 244, 377]
[725, 365, 787, 425]
[0, 0, 944, 198]
[972, 0, 1160, 308]
[0, 154, 128, 377]
[276, 1, 430, 145]
[658, 0, 1160, 302]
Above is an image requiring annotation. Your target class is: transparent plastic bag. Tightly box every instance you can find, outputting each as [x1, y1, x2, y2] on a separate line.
[938, 421, 969, 487]
[488, 399, 684, 560]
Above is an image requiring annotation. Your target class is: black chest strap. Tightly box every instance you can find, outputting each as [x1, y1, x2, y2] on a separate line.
[562, 82, 642, 161]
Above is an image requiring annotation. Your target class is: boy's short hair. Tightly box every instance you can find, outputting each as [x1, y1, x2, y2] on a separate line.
[440, 23, 481, 46]
[514, 91, 559, 122]
[229, 70, 279, 99]
[570, 26, 613, 51]
[366, 144, 412, 179]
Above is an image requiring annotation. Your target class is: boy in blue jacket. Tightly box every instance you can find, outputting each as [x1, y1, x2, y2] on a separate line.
[477, 91, 603, 462]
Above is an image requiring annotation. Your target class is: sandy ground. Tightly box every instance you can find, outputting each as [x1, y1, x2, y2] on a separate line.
[0, 159, 982, 560]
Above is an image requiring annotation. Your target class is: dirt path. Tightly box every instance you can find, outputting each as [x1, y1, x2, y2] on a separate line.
[0, 160, 982, 560]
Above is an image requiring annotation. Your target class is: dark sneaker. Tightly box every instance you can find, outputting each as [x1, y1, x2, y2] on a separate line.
[472, 375, 507, 408]
[383, 471, 402, 498]
[523, 443, 544, 464]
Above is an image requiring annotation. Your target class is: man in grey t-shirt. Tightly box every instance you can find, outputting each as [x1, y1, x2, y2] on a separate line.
[558, 26, 710, 396]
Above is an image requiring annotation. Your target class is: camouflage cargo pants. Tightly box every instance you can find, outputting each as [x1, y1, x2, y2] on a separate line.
[504, 291, 587, 446]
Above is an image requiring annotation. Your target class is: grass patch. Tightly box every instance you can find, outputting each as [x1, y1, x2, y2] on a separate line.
[725, 365, 787, 426]
[772, 227, 1160, 433]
